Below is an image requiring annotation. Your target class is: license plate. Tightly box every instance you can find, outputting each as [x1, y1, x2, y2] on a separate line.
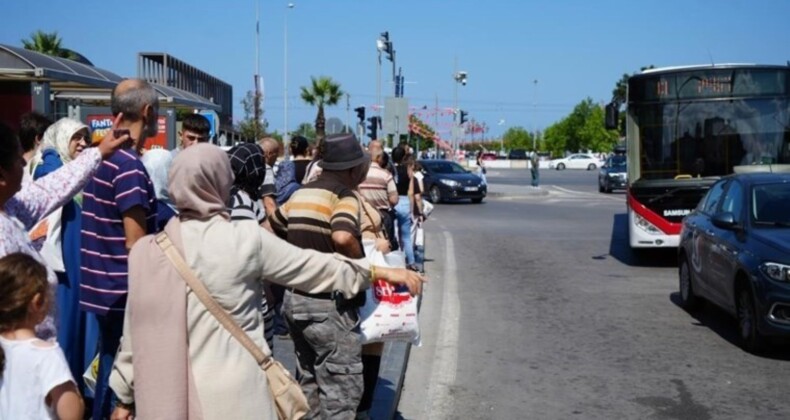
[464, 186, 478, 192]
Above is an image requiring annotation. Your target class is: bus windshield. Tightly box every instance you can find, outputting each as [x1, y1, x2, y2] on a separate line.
[627, 67, 790, 182]
[633, 97, 790, 180]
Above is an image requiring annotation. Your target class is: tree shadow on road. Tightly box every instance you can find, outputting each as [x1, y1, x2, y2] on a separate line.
[604, 213, 677, 267]
[669, 292, 790, 361]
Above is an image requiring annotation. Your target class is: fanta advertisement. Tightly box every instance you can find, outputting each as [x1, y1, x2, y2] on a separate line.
[85, 114, 169, 149]
[87, 115, 113, 144]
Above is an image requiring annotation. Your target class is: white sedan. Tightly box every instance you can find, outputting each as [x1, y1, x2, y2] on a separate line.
[549, 154, 603, 170]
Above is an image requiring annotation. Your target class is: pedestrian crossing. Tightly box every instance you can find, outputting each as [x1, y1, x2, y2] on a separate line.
[492, 184, 626, 207]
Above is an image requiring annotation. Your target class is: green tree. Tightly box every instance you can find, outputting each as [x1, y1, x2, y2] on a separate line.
[235, 90, 266, 141]
[543, 98, 619, 156]
[293, 122, 316, 140]
[21, 30, 76, 60]
[300, 76, 343, 146]
[501, 126, 533, 150]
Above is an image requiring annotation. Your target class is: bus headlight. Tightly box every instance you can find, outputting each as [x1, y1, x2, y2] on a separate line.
[760, 262, 790, 282]
[634, 213, 662, 235]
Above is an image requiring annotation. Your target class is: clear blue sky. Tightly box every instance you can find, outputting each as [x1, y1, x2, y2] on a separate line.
[2, 0, 789, 140]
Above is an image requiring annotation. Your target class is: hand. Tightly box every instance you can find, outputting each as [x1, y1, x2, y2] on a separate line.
[110, 406, 133, 420]
[377, 266, 426, 296]
[375, 238, 391, 253]
[97, 113, 131, 159]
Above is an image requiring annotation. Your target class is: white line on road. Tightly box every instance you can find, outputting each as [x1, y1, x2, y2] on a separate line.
[549, 185, 624, 202]
[424, 231, 460, 419]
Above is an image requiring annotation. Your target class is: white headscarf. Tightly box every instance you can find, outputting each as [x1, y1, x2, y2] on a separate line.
[31, 117, 89, 169]
[141, 149, 175, 208]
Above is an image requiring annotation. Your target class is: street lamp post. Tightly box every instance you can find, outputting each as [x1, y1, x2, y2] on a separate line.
[284, 2, 295, 157]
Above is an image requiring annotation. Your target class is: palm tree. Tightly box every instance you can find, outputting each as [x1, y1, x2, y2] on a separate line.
[21, 30, 76, 60]
[300, 76, 343, 145]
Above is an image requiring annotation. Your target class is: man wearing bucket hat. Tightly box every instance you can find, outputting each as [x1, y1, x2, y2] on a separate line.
[268, 132, 371, 418]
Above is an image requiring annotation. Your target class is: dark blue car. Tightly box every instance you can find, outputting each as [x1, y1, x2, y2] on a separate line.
[678, 172, 790, 352]
[419, 160, 487, 204]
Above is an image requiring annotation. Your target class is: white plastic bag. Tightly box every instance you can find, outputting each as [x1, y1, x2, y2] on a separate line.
[359, 241, 421, 346]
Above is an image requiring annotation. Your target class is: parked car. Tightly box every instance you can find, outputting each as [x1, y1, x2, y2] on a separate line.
[598, 155, 627, 193]
[508, 149, 528, 160]
[678, 172, 790, 352]
[480, 152, 498, 161]
[549, 153, 602, 170]
[419, 159, 487, 204]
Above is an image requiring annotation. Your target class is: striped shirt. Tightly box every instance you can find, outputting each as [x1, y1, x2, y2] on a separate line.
[359, 163, 397, 210]
[228, 190, 265, 223]
[269, 177, 361, 254]
[80, 148, 157, 314]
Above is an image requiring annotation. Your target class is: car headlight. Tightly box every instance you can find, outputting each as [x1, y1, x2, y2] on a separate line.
[439, 179, 459, 187]
[760, 262, 790, 282]
[634, 213, 662, 235]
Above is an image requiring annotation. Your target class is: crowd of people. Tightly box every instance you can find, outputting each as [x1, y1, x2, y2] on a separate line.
[0, 78, 427, 420]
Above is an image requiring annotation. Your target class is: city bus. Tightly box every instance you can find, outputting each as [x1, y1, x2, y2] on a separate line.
[606, 64, 790, 248]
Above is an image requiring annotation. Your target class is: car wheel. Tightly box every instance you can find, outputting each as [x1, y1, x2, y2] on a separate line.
[557, 163, 565, 170]
[471, 197, 483, 204]
[678, 256, 701, 311]
[430, 186, 443, 204]
[737, 285, 765, 353]
[604, 181, 612, 194]
[598, 181, 604, 193]
[588, 163, 597, 170]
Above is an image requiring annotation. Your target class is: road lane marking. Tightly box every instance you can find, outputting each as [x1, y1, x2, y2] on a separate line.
[424, 231, 460, 418]
[548, 185, 622, 201]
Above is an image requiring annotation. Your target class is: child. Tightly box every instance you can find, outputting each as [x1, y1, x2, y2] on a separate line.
[0, 253, 84, 420]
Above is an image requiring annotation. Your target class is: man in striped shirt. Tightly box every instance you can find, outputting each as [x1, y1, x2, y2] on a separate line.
[80, 79, 158, 418]
[267, 133, 370, 419]
[359, 140, 399, 250]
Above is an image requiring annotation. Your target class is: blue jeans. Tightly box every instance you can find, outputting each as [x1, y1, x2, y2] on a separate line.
[531, 168, 540, 187]
[395, 197, 415, 265]
[93, 312, 124, 419]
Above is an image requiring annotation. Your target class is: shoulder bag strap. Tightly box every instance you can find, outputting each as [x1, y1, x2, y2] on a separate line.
[353, 191, 383, 239]
[155, 232, 274, 369]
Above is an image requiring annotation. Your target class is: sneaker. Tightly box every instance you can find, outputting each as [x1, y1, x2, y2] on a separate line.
[276, 333, 291, 340]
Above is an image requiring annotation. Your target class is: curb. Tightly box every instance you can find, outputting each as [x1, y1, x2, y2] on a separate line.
[369, 294, 423, 420]
[369, 341, 412, 420]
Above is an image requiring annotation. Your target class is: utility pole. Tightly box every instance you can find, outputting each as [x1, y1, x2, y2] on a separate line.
[284, 2, 295, 156]
[253, 0, 261, 141]
[345, 94, 350, 134]
[453, 57, 458, 157]
[533, 79, 538, 150]
[435, 93, 439, 158]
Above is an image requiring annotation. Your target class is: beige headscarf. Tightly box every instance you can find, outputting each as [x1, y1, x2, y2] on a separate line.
[168, 143, 233, 221]
[30, 117, 88, 170]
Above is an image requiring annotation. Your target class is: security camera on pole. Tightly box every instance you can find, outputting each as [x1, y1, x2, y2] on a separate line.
[453, 59, 468, 158]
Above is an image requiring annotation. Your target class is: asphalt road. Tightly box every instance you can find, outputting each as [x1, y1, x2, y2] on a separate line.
[397, 169, 790, 420]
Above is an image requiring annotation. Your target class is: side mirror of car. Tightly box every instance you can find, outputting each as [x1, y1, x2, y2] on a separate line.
[712, 212, 739, 230]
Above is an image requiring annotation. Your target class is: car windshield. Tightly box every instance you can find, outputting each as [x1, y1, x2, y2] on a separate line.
[752, 182, 790, 226]
[610, 156, 627, 167]
[425, 161, 468, 174]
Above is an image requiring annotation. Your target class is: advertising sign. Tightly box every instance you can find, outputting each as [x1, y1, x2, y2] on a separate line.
[86, 114, 169, 150]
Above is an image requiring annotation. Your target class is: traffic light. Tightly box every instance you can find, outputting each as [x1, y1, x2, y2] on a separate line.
[354, 106, 365, 124]
[459, 110, 468, 124]
[367, 116, 379, 140]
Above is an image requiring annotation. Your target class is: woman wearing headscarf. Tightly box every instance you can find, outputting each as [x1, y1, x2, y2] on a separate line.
[30, 117, 100, 395]
[141, 149, 177, 231]
[226, 143, 275, 349]
[110, 144, 424, 419]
